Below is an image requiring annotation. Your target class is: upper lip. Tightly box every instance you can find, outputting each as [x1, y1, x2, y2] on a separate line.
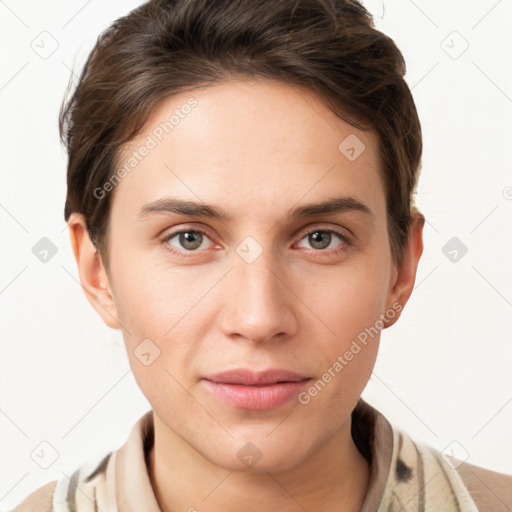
[203, 369, 310, 385]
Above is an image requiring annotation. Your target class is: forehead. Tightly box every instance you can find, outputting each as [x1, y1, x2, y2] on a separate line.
[113, 78, 385, 222]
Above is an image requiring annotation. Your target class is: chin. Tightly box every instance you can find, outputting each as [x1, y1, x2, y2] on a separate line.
[205, 437, 312, 474]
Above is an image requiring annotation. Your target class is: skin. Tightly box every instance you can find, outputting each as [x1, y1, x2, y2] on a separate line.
[68, 78, 425, 512]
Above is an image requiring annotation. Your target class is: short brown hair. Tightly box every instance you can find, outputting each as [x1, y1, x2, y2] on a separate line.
[60, 0, 423, 271]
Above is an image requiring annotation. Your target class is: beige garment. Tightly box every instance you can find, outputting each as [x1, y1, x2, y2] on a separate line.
[11, 398, 479, 511]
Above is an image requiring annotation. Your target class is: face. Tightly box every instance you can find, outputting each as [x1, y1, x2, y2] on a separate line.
[89, 78, 405, 471]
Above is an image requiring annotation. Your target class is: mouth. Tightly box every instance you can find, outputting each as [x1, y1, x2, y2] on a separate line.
[203, 368, 310, 385]
[201, 368, 312, 410]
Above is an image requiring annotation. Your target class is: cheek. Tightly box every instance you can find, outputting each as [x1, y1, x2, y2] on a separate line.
[320, 289, 383, 376]
[338, 276, 388, 336]
[109, 260, 218, 386]
[112, 273, 196, 413]
[301, 278, 385, 411]
[309, 256, 391, 341]
[304, 255, 390, 391]
[109, 251, 199, 339]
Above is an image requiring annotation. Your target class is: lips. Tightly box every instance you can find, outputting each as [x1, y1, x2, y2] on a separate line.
[201, 369, 311, 410]
[202, 368, 310, 386]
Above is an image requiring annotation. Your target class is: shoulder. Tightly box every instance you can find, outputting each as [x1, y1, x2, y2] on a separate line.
[450, 456, 512, 512]
[10, 480, 58, 512]
[9, 445, 122, 512]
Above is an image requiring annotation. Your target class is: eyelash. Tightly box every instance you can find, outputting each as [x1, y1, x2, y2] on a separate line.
[160, 226, 351, 259]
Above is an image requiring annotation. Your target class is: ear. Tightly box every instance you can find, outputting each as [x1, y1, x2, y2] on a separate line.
[383, 210, 425, 328]
[67, 213, 121, 330]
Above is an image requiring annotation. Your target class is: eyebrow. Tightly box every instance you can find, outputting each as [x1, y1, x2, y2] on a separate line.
[137, 196, 374, 222]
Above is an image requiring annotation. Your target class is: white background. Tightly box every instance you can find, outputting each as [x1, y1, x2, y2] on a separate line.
[1, 0, 511, 509]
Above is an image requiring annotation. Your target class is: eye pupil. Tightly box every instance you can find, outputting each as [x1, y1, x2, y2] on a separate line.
[309, 231, 331, 249]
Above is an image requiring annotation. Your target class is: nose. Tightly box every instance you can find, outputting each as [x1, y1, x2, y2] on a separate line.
[219, 246, 298, 344]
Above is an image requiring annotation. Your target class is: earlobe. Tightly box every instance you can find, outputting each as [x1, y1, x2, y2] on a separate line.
[384, 210, 425, 328]
[67, 213, 121, 330]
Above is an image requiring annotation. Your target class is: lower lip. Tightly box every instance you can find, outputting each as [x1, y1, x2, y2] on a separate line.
[202, 379, 311, 410]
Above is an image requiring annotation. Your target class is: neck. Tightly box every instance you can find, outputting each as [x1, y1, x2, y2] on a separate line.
[148, 414, 370, 512]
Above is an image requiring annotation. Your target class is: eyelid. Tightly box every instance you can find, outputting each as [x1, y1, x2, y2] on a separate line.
[297, 224, 352, 241]
[161, 223, 216, 240]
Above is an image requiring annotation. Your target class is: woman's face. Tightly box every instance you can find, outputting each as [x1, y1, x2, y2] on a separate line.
[100, 78, 403, 471]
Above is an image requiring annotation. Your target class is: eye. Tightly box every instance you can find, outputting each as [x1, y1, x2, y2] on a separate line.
[162, 229, 216, 257]
[296, 228, 350, 253]
[160, 226, 351, 258]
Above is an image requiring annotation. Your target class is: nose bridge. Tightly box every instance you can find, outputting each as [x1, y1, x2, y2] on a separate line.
[221, 235, 295, 342]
